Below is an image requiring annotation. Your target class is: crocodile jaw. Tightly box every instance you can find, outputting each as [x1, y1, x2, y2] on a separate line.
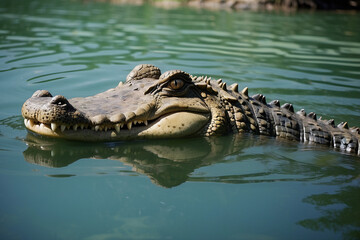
[24, 112, 210, 141]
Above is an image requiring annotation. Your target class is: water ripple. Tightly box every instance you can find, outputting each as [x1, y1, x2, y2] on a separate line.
[0, 2, 359, 126]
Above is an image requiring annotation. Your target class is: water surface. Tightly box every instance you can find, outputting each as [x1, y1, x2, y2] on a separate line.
[0, 0, 360, 239]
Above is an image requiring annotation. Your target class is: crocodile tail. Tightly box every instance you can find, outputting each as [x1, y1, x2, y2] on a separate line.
[220, 86, 359, 155]
[269, 104, 360, 155]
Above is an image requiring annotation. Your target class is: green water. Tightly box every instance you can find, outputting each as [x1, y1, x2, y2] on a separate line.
[1, 0, 360, 239]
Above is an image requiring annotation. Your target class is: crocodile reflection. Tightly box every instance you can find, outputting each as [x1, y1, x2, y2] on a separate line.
[22, 131, 360, 236]
[24, 133, 266, 187]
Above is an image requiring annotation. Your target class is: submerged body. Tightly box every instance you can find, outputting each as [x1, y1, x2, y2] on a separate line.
[22, 64, 360, 155]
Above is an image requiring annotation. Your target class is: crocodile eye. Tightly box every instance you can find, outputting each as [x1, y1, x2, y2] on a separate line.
[51, 95, 68, 106]
[54, 100, 66, 106]
[168, 79, 184, 90]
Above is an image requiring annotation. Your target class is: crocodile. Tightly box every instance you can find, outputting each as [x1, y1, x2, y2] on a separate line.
[22, 64, 360, 155]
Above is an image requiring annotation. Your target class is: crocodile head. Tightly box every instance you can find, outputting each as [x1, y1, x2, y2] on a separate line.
[22, 64, 226, 141]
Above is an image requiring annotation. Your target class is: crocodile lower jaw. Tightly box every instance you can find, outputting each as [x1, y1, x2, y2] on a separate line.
[24, 112, 210, 141]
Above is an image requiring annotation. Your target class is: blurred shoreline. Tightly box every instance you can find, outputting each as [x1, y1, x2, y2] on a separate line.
[87, 0, 360, 11]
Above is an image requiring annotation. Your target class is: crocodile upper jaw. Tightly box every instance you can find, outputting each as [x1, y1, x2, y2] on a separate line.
[24, 111, 210, 141]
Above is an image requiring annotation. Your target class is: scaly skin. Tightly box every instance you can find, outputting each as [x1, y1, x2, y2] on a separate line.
[22, 64, 360, 155]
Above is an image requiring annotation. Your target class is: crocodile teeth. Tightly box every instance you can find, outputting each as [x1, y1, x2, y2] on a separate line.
[24, 118, 153, 133]
[51, 123, 58, 131]
[24, 119, 35, 128]
[29, 119, 35, 127]
[115, 124, 121, 133]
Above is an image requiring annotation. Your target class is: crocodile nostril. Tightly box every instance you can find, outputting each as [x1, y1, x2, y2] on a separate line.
[50, 95, 68, 106]
[32, 90, 53, 98]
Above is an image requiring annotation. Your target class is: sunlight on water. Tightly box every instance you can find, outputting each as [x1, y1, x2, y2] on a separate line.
[0, 0, 360, 239]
